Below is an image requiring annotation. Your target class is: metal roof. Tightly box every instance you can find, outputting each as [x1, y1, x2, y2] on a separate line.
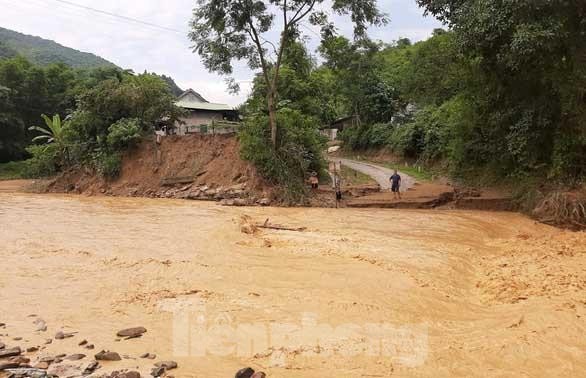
[175, 88, 233, 112]
[176, 100, 234, 111]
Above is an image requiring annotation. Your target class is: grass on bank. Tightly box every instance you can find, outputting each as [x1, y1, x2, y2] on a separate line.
[340, 165, 378, 186]
[0, 161, 28, 180]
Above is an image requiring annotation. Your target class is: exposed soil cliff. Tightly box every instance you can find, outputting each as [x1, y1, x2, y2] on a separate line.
[46, 135, 274, 204]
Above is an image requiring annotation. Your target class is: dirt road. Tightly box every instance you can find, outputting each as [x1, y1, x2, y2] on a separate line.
[331, 158, 416, 191]
[1, 192, 585, 377]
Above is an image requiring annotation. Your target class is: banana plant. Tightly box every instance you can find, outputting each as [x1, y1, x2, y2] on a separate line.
[29, 114, 63, 145]
[29, 114, 69, 164]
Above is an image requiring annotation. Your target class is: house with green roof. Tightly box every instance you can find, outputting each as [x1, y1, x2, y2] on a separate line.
[174, 89, 240, 135]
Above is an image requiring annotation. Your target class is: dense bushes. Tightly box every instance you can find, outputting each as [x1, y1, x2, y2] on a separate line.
[339, 97, 470, 169]
[92, 151, 122, 178]
[106, 118, 142, 150]
[23, 144, 59, 178]
[336, 15, 585, 186]
[240, 108, 326, 202]
[0, 54, 184, 180]
[18, 71, 182, 178]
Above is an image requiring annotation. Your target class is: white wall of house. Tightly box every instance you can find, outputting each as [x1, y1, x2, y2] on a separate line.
[176, 110, 224, 135]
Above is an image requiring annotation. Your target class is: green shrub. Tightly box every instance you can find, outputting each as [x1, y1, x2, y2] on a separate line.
[0, 160, 28, 180]
[339, 122, 395, 150]
[239, 108, 326, 203]
[92, 150, 122, 178]
[24, 144, 59, 178]
[107, 118, 142, 150]
[388, 121, 425, 158]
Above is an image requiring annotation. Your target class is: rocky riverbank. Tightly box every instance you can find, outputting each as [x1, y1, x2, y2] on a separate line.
[0, 322, 266, 378]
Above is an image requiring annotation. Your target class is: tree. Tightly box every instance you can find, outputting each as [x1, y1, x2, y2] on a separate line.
[416, 0, 586, 178]
[29, 114, 68, 163]
[319, 36, 400, 124]
[0, 85, 26, 162]
[189, 0, 387, 147]
[29, 114, 64, 145]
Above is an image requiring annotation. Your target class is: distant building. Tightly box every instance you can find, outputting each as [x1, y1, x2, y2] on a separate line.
[174, 89, 240, 135]
[320, 115, 360, 141]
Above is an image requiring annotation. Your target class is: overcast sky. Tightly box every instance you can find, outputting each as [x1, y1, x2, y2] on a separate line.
[0, 0, 441, 106]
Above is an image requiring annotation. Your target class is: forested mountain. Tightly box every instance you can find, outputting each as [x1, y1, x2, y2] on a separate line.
[0, 27, 184, 96]
[0, 27, 117, 69]
[159, 74, 184, 97]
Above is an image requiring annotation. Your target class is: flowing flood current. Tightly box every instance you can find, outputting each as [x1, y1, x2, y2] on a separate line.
[1, 193, 585, 377]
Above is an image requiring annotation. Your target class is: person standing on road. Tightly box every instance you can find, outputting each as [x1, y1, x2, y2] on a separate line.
[390, 170, 402, 200]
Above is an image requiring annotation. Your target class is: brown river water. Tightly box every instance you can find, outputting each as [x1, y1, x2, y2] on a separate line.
[1, 192, 585, 377]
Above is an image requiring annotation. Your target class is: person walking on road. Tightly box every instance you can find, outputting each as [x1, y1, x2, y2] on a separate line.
[390, 170, 402, 200]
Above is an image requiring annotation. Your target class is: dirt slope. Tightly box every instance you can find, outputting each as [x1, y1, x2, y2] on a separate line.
[47, 135, 273, 201]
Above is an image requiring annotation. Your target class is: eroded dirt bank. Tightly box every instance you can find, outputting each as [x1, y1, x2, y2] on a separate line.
[1, 194, 585, 377]
[46, 135, 274, 205]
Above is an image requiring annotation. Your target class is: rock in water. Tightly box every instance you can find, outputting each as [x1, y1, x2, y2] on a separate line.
[0, 347, 21, 358]
[0, 362, 20, 370]
[235, 367, 255, 378]
[1, 368, 46, 378]
[48, 363, 84, 377]
[11, 356, 30, 364]
[154, 361, 177, 370]
[83, 361, 99, 375]
[33, 319, 47, 332]
[55, 331, 75, 340]
[95, 350, 122, 361]
[120, 372, 141, 378]
[34, 361, 50, 369]
[258, 198, 271, 206]
[116, 327, 147, 338]
[66, 353, 86, 361]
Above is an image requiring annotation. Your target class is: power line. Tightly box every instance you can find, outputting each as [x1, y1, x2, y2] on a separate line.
[3, 0, 135, 35]
[300, 23, 321, 38]
[46, 0, 185, 34]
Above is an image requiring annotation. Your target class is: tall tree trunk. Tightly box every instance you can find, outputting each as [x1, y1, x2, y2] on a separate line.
[268, 91, 277, 147]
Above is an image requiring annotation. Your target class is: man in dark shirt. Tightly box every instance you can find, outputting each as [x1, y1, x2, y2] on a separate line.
[390, 170, 402, 200]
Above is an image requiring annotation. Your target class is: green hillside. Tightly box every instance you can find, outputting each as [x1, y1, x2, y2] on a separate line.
[0, 27, 184, 95]
[0, 27, 117, 69]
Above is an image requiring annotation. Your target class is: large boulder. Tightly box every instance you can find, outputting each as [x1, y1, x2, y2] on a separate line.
[116, 327, 147, 338]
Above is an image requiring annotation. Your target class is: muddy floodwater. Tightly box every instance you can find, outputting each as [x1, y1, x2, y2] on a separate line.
[1, 193, 585, 377]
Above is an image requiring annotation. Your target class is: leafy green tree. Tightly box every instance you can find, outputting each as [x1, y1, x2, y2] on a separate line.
[240, 107, 326, 201]
[244, 41, 342, 124]
[189, 0, 387, 147]
[319, 36, 401, 124]
[417, 0, 586, 178]
[0, 85, 26, 161]
[399, 31, 467, 106]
